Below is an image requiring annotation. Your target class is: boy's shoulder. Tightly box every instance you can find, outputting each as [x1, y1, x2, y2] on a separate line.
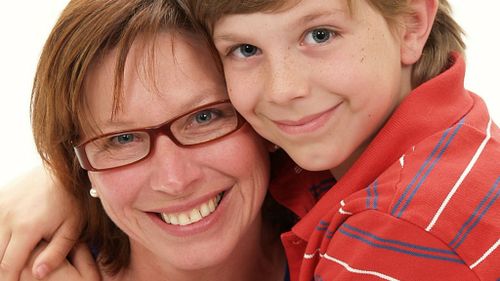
[372, 100, 499, 274]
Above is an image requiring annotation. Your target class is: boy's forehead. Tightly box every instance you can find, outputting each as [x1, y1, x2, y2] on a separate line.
[213, 0, 352, 25]
[213, 0, 352, 20]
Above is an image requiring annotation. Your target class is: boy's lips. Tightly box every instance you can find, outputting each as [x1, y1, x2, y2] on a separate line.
[272, 103, 342, 135]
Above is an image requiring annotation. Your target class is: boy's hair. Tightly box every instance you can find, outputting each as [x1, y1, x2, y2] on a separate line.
[180, 0, 465, 88]
[31, 0, 193, 275]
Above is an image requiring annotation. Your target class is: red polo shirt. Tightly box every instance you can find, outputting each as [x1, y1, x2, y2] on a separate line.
[270, 54, 500, 281]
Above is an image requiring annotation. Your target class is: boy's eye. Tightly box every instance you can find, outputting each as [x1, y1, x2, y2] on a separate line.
[230, 44, 260, 58]
[304, 28, 334, 45]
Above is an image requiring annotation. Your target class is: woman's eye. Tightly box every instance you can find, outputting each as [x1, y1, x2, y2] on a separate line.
[230, 44, 260, 58]
[112, 134, 135, 145]
[304, 28, 334, 45]
[195, 110, 215, 124]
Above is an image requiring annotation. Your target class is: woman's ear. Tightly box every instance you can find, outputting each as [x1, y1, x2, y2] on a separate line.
[400, 0, 438, 65]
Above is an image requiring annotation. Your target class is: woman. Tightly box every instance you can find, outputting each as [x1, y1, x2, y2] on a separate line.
[0, 0, 331, 280]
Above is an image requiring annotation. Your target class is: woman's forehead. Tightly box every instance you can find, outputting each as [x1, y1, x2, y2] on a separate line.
[80, 32, 226, 135]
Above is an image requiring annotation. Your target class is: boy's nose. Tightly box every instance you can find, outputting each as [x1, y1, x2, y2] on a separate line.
[148, 135, 202, 196]
[265, 52, 310, 104]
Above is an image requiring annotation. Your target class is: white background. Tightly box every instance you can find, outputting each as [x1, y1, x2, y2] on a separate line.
[0, 1, 499, 186]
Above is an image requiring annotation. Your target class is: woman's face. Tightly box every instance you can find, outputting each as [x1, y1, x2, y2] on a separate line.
[84, 32, 270, 273]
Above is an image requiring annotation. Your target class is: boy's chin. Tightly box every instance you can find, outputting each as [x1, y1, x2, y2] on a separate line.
[288, 148, 341, 173]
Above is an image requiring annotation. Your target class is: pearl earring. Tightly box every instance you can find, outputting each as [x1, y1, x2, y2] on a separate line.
[89, 188, 99, 198]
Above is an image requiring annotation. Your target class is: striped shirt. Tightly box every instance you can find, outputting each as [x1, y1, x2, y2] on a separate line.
[270, 53, 500, 281]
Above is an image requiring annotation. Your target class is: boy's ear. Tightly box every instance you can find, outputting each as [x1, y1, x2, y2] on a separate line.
[400, 0, 438, 65]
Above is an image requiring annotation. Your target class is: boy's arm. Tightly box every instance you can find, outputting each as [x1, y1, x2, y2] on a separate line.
[0, 166, 83, 280]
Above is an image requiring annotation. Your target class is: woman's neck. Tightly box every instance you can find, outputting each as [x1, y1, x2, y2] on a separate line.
[102, 215, 286, 281]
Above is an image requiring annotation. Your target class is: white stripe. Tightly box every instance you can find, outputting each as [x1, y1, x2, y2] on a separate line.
[399, 154, 405, 168]
[426, 118, 492, 231]
[304, 248, 320, 259]
[339, 200, 353, 214]
[321, 253, 400, 281]
[470, 238, 500, 269]
[339, 208, 353, 215]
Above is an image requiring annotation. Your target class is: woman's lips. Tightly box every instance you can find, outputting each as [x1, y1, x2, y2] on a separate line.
[148, 189, 230, 236]
[160, 192, 223, 226]
[273, 103, 341, 135]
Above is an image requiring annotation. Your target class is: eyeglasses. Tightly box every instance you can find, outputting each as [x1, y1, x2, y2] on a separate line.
[74, 100, 245, 171]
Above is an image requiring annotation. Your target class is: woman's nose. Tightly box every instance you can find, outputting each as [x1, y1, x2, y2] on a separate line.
[148, 135, 203, 196]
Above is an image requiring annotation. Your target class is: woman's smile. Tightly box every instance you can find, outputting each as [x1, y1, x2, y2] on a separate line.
[148, 188, 231, 237]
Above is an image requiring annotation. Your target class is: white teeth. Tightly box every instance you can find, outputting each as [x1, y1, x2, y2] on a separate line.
[169, 214, 179, 225]
[208, 199, 215, 212]
[190, 209, 202, 223]
[178, 213, 190, 226]
[161, 213, 171, 224]
[200, 202, 211, 217]
[160, 193, 223, 226]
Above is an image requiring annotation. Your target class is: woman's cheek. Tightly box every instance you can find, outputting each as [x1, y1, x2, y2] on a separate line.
[88, 171, 142, 207]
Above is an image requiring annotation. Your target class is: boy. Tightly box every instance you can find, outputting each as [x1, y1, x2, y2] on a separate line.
[183, 0, 499, 280]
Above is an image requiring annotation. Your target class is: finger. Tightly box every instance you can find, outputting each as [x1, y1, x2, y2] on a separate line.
[0, 232, 41, 281]
[20, 242, 51, 281]
[0, 230, 11, 262]
[70, 244, 100, 280]
[32, 223, 80, 279]
[20, 267, 39, 281]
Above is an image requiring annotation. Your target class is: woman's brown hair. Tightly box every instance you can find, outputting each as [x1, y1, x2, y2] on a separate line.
[31, 0, 193, 274]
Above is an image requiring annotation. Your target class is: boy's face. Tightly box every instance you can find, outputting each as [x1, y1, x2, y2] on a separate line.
[213, 0, 413, 175]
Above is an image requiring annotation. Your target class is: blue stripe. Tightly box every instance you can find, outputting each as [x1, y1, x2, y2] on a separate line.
[309, 177, 336, 200]
[397, 118, 465, 217]
[366, 181, 379, 209]
[316, 226, 328, 231]
[450, 176, 500, 248]
[339, 228, 463, 263]
[316, 220, 330, 232]
[453, 177, 500, 249]
[391, 126, 451, 216]
[366, 183, 372, 208]
[342, 223, 455, 255]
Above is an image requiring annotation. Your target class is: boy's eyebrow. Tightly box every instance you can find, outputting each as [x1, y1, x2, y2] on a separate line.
[297, 9, 346, 25]
[212, 33, 237, 43]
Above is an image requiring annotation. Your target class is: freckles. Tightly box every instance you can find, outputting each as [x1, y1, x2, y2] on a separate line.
[359, 47, 366, 63]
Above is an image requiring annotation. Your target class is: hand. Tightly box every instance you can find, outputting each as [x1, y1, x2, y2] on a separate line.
[20, 242, 101, 281]
[0, 166, 83, 280]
